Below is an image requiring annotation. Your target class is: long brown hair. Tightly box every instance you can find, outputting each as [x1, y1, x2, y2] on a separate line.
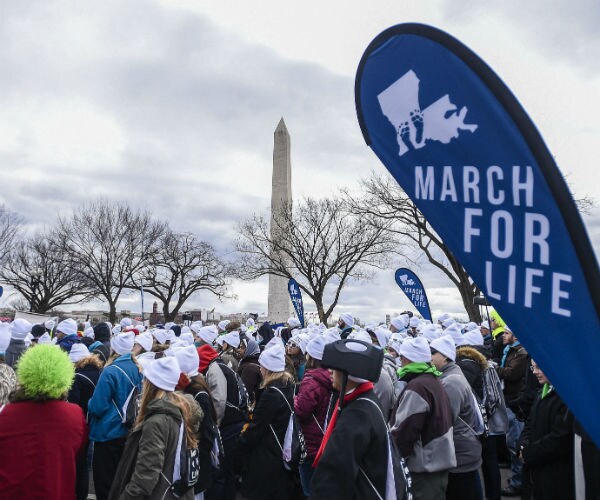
[187, 373, 217, 421]
[136, 380, 198, 448]
[260, 369, 293, 389]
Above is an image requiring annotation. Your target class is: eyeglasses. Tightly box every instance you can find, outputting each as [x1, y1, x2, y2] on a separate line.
[530, 364, 541, 372]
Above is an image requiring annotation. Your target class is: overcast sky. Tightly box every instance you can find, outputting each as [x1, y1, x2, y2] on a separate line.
[0, 0, 598, 322]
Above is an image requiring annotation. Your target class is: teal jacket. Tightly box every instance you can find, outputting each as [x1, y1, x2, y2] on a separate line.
[88, 354, 143, 442]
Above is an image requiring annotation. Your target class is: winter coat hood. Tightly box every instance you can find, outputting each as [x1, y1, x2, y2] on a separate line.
[198, 344, 218, 374]
[144, 396, 183, 424]
[456, 346, 488, 371]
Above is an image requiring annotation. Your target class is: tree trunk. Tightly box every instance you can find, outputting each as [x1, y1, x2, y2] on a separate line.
[316, 299, 327, 325]
[108, 301, 117, 324]
[457, 282, 481, 322]
[163, 303, 176, 323]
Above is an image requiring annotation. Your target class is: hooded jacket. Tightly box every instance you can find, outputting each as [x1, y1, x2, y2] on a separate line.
[294, 367, 333, 457]
[197, 344, 227, 425]
[438, 361, 483, 473]
[4, 338, 27, 368]
[457, 346, 508, 434]
[109, 397, 193, 500]
[57, 334, 81, 353]
[88, 354, 143, 442]
[68, 357, 102, 416]
[390, 371, 456, 473]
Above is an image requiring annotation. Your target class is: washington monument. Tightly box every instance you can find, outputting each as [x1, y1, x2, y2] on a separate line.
[267, 118, 293, 323]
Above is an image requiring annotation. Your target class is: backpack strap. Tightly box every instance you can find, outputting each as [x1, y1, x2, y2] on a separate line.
[76, 372, 96, 389]
[110, 363, 135, 388]
[269, 385, 293, 415]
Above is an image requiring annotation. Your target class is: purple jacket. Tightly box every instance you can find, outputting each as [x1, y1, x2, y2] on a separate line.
[294, 367, 333, 457]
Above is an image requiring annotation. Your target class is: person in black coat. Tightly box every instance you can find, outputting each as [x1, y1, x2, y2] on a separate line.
[184, 373, 224, 500]
[238, 342, 294, 500]
[68, 350, 103, 500]
[90, 322, 111, 364]
[519, 360, 574, 500]
[311, 340, 390, 500]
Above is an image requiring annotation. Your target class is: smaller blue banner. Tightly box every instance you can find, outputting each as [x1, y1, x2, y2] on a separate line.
[0, 285, 3, 298]
[394, 268, 432, 321]
[287, 278, 305, 327]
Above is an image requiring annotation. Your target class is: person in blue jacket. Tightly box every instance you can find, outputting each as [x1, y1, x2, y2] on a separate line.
[88, 331, 142, 500]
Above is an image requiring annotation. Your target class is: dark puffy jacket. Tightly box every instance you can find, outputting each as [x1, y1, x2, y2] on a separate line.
[68, 359, 102, 416]
[520, 389, 574, 500]
[238, 355, 262, 405]
[294, 367, 333, 457]
[238, 379, 294, 500]
[310, 390, 389, 500]
[497, 343, 528, 409]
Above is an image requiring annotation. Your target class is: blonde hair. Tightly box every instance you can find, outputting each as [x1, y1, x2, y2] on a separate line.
[260, 369, 293, 389]
[136, 380, 198, 448]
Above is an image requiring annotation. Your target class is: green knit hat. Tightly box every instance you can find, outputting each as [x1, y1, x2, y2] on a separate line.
[16, 344, 75, 399]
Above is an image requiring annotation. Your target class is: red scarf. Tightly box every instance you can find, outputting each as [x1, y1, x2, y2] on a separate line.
[313, 382, 374, 467]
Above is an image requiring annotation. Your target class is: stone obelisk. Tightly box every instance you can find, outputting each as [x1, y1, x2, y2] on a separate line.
[267, 118, 293, 323]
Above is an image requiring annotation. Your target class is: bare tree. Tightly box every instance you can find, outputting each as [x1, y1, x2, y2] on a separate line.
[235, 196, 396, 323]
[348, 173, 483, 322]
[0, 204, 23, 265]
[58, 200, 166, 322]
[134, 231, 230, 322]
[0, 233, 95, 313]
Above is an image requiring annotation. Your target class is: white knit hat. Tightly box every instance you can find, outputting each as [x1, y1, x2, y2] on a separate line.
[179, 331, 194, 346]
[0, 323, 10, 351]
[144, 356, 180, 391]
[446, 324, 466, 347]
[399, 336, 431, 363]
[259, 341, 285, 372]
[463, 330, 484, 346]
[57, 318, 78, 337]
[217, 320, 230, 332]
[110, 332, 135, 355]
[222, 330, 240, 348]
[390, 315, 407, 332]
[69, 343, 90, 363]
[480, 320, 490, 331]
[306, 335, 328, 361]
[174, 345, 200, 377]
[134, 332, 154, 353]
[442, 317, 456, 329]
[37, 332, 52, 345]
[287, 317, 301, 329]
[197, 326, 218, 345]
[10, 318, 33, 340]
[152, 329, 169, 345]
[408, 317, 419, 328]
[120, 318, 133, 328]
[373, 327, 391, 348]
[430, 335, 456, 361]
[339, 313, 354, 327]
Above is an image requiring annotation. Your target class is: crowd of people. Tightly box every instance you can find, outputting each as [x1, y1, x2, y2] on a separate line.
[0, 310, 598, 500]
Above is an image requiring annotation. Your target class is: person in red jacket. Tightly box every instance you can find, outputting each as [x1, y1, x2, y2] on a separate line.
[294, 335, 333, 496]
[0, 344, 88, 500]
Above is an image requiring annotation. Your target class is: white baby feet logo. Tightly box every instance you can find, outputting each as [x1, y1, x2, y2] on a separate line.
[377, 70, 478, 156]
